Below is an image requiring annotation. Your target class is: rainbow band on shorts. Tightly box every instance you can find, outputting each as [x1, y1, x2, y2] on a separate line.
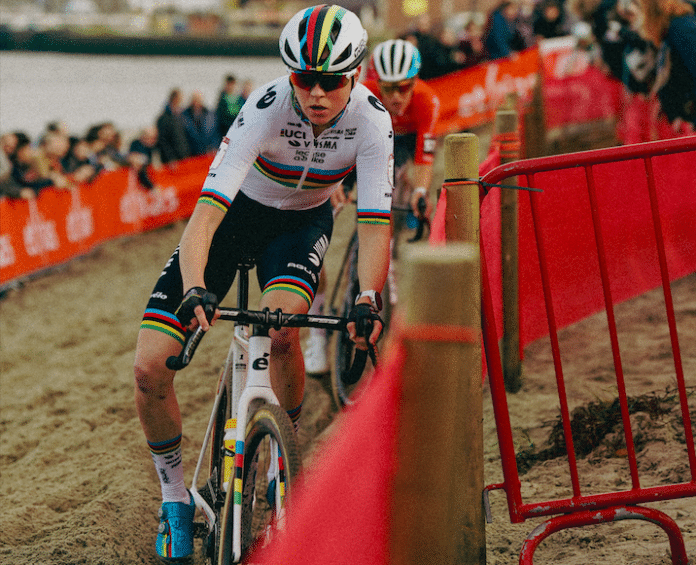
[261, 275, 314, 307]
[357, 209, 391, 226]
[199, 188, 233, 213]
[141, 308, 186, 345]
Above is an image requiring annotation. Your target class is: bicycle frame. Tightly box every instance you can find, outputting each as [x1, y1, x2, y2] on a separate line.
[186, 263, 286, 563]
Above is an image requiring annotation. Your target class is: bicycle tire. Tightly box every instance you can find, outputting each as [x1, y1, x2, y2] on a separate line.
[331, 231, 362, 408]
[331, 228, 396, 408]
[217, 403, 302, 563]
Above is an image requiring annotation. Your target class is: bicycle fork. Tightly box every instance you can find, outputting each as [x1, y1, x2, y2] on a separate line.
[231, 330, 284, 562]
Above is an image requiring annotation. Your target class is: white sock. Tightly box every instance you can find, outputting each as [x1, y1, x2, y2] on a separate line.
[148, 435, 190, 504]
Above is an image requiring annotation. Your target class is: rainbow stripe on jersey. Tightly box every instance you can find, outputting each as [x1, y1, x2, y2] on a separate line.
[199, 188, 233, 213]
[254, 155, 354, 189]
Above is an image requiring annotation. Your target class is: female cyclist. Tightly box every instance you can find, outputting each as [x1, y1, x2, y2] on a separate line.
[133, 5, 393, 561]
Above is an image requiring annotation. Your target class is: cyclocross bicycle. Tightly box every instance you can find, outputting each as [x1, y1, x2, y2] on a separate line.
[166, 259, 368, 564]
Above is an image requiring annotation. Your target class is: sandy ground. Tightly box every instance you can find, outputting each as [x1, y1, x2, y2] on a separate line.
[1, 139, 694, 563]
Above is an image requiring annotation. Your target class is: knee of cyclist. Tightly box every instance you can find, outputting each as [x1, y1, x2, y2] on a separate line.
[133, 359, 172, 399]
[271, 328, 299, 356]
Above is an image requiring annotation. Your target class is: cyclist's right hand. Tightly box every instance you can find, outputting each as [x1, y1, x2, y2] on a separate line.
[175, 286, 220, 331]
[410, 189, 432, 219]
[347, 303, 383, 350]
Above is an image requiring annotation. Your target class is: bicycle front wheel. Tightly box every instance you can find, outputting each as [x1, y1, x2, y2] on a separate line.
[217, 403, 302, 563]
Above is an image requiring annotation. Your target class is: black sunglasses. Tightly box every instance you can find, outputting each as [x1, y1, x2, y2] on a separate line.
[290, 71, 353, 92]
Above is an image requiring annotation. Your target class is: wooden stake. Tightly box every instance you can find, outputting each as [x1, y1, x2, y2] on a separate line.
[444, 133, 479, 245]
[495, 109, 523, 393]
[389, 132, 484, 564]
[390, 243, 484, 565]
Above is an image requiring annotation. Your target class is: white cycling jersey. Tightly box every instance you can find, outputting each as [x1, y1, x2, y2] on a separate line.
[201, 76, 394, 225]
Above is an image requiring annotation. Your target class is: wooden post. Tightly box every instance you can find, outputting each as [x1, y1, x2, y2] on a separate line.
[522, 65, 546, 159]
[443, 133, 479, 244]
[388, 132, 484, 564]
[495, 109, 523, 393]
[390, 243, 483, 565]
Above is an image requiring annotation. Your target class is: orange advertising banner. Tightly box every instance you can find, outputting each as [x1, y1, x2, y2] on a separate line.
[425, 47, 540, 137]
[0, 154, 210, 289]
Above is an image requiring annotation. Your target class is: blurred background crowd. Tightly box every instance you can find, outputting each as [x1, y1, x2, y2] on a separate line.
[1, 0, 695, 200]
[0, 72, 255, 198]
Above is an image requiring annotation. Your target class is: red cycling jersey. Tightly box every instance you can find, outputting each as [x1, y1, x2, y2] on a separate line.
[363, 77, 440, 165]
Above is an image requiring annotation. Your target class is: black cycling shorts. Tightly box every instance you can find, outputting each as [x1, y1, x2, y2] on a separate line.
[141, 191, 333, 344]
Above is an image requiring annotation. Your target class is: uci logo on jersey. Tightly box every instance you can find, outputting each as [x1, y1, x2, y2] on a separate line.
[281, 129, 306, 139]
[281, 128, 306, 147]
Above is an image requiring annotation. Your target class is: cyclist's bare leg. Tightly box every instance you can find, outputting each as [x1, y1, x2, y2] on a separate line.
[134, 328, 192, 508]
[133, 328, 183, 443]
[259, 289, 309, 412]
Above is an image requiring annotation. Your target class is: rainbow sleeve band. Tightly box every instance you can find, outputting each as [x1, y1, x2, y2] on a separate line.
[357, 209, 391, 226]
[199, 188, 233, 213]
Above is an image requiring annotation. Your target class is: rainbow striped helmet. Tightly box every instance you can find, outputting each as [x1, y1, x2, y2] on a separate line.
[280, 4, 368, 73]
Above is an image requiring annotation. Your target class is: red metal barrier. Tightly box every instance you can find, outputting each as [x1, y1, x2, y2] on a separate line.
[479, 136, 696, 564]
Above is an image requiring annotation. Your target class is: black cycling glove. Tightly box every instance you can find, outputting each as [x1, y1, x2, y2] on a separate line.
[175, 286, 218, 327]
[348, 303, 384, 341]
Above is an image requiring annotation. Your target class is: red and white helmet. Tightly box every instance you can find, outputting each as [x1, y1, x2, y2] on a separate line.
[279, 4, 368, 73]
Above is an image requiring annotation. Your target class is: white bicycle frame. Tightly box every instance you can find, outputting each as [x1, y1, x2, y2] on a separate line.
[188, 322, 284, 563]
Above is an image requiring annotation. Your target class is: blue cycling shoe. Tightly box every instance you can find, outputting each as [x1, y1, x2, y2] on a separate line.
[156, 492, 195, 562]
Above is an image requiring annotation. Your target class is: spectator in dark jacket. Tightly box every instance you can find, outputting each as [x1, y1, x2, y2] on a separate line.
[483, 1, 523, 60]
[156, 88, 191, 165]
[0, 132, 34, 199]
[640, 0, 696, 128]
[182, 91, 218, 156]
[128, 125, 160, 190]
[216, 74, 244, 139]
[534, 0, 569, 38]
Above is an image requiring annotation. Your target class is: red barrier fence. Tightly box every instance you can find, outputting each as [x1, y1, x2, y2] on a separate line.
[479, 136, 696, 564]
[0, 155, 209, 290]
[235, 135, 696, 565]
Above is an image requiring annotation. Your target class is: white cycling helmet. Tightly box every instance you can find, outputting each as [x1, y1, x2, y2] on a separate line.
[371, 39, 422, 81]
[279, 4, 368, 73]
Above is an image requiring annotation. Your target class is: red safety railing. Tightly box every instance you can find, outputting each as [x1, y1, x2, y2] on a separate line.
[479, 136, 696, 564]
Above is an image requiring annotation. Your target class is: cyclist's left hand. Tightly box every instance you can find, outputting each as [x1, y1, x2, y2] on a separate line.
[347, 303, 383, 350]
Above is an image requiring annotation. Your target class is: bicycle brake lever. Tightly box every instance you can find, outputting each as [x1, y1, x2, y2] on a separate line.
[166, 326, 206, 371]
[341, 342, 379, 386]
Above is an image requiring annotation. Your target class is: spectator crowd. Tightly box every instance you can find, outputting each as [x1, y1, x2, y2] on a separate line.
[2, 0, 695, 201]
[0, 74, 253, 200]
[394, 0, 695, 138]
